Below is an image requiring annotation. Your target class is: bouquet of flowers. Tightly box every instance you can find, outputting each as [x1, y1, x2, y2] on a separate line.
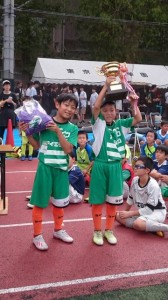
[15, 99, 52, 135]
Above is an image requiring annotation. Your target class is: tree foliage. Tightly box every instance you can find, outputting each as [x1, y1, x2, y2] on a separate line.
[1, 0, 168, 79]
[77, 0, 168, 64]
[14, 0, 64, 77]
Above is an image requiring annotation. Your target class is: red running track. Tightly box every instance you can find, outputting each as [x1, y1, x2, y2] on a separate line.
[0, 159, 168, 300]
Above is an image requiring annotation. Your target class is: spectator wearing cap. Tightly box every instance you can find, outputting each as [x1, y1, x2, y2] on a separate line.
[0, 80, 18, 140]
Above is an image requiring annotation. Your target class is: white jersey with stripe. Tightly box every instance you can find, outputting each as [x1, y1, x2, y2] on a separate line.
[91, 114, 133, 161]
[37, 121, 78, 170]
[127, 176, 166, 215]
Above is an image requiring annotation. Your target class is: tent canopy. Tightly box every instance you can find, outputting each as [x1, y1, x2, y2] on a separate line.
[32, 58, 168, 88]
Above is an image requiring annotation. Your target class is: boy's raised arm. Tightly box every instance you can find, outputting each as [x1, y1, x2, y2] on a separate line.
[93, 76, 115, 120]
[129, 94, 142, 126]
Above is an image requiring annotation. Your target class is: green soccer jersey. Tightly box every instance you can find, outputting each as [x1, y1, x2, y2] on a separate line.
[35, 121, 78, 170]
[91, 114, 134, 162]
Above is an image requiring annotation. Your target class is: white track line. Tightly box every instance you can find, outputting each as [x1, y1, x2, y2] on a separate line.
[7, 190, 90, 195]
[6, 171, 36, 173]
[1, 169, 167, 295]
[0, 217, 100, 228]
[6, 190, 32, 194]
[6, 189, 89, 194]
[0, 268, 168, 295]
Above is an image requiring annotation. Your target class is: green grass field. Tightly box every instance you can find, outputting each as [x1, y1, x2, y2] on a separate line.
[64, 284, 168, 300]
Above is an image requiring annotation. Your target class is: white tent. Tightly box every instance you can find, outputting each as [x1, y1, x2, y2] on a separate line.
[128, 64, 168, 88]
[32, 58, 107, 85]
[32, 58, 168, 88]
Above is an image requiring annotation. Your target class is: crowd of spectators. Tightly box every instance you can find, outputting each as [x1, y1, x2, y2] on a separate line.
[1, 79, 167, 123]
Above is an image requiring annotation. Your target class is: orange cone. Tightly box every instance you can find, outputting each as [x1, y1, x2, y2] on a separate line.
[6, 119, 14, 146]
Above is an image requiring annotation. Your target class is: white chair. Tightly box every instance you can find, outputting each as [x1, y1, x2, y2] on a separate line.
[138, 112, 149, 127]
[149, 112, 161, 128]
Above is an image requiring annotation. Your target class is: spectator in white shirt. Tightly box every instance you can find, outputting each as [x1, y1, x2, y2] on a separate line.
[79, 86, 87, 123]
[90, 87, 98, 113]
[164, 88, 168, 119]
[72, 87, 81, 122]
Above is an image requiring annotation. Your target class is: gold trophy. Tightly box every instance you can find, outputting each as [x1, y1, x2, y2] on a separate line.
[96, 61, 128, 100]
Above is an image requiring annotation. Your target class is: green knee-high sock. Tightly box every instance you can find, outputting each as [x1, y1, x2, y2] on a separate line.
[28, 144, 33, 155]
[21, 144, 26, 156]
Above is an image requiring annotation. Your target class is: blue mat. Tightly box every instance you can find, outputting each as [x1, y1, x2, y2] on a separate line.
[3, 128, 21, 146]
[3, 128, 94, 147]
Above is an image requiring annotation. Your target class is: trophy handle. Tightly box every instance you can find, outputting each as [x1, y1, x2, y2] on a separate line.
[95, 66, 105, 76]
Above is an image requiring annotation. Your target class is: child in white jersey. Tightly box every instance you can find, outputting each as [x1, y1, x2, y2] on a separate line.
[19, 93, 78, 251]
[116, 156, 168, 237]
[89, 76, 142, 246]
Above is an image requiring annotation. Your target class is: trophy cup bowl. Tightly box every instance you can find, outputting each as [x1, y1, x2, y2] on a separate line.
[96, 61, 128, 101]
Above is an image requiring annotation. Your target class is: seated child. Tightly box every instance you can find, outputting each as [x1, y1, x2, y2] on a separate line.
[116, 156, 168, 237]
[156, 120, 168, 146]
[125, 132, 146, 145]
[20, 130, 34, 161]
[140, 130, 158, 160]
[75, 130, 94, 186]
[150, 144, 168, 188]
[68, 153, 85, 203]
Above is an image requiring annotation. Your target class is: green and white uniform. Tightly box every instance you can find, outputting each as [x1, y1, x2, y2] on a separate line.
[89, 114, 133, 205]
[30, 120, 78, 208]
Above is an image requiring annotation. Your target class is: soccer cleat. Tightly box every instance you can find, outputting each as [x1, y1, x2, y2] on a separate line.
[27, 202, 34, 209]
[93, 231, 103, 246]
[155, 231, 164, 238]
[26, 195, 31, 200]
[84, 197, 89, 202]
[53, 229, 73, 243]
[104, 230, 117, 245]
[33, 234, 48, 251]
[28, 155, 33, 161]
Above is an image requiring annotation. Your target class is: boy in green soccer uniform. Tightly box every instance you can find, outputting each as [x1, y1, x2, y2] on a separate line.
[90, 76, 142, 246]
[20, 93, 78, 251]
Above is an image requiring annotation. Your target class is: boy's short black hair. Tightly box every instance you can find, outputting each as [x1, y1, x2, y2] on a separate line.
[161, 120, 168, 127]
[136, 156, 154, 171]
[101, 98, 116, 108]
[156, 145, 168, 155]
[146, 130, 157, 140]
[78, 130, 88, 139]
[56, 93, 78, 108]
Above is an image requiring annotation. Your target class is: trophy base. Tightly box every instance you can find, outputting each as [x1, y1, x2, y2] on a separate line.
[106, 83, 128, 101]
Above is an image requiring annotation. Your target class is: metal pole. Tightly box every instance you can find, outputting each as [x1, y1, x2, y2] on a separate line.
[3, 0, 14, 80]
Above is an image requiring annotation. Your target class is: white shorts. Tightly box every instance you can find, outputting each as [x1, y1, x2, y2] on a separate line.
[69, 185, 83, 204]
[126, 209, 166, 228]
